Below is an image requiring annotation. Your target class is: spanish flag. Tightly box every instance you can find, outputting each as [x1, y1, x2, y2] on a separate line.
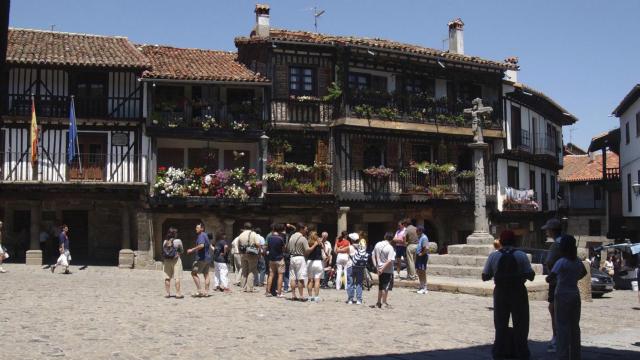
[30, 96, 38, 165]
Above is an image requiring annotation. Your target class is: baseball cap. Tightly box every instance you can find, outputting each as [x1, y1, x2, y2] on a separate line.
[348, 232, 360, 242]
[541, 218, 562, 231]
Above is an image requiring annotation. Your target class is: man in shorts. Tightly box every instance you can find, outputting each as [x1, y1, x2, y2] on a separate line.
[266, 223, 286, 297]
[372, 232, 396, 309]
[287, 223, 310, 301]
[51, 224, 71, 274]
[393, 221, 406, 279]
[543, 218, 563, 353]
[187, 223, 211, 297]
[415, 225, 429, 294]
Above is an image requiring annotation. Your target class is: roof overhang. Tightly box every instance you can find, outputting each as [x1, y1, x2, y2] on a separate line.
[612, 84, 640, 117]
[506, 83, 577, 126]
[140, 78, 271, 86]
[588, 128, 620, 154]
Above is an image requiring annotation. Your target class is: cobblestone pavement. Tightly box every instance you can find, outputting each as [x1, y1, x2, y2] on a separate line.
[0, 264, 638, 360]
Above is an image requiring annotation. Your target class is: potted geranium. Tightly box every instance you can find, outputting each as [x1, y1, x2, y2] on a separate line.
[362, 166, 393, 193]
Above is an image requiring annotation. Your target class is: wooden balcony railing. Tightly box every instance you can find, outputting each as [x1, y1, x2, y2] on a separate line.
[149, 102, 264, 131]
[605, 167, 620, 180]
[6, 94, 141, 119]
[270, 99, 336, 124]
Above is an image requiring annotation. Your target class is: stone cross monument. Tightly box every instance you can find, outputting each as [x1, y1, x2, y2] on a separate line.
[464, 98, 495, 245]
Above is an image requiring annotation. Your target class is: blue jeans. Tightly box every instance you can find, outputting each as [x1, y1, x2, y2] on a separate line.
[347, 266, 363, 302]
[283, 256, 290, 291]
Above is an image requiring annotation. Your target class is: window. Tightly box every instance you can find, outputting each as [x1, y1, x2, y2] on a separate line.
[404, 77, 435, 96]
[507, 165, 519, 188]
[628, 173, 633, 212]
[636, 112, 640, 137]
[625, 122, 630, 144]
[588, 219, 601, 236]
[511, 106, 522, 149]
[348, 72, 387, 92]
[550, 175, 556, 200]
[289, 67, 315, 96]
[529, 170, 536, 199]
[412, 144, 432, 163]
[284, 138, 316, 165]
[363, 145, 384, 168]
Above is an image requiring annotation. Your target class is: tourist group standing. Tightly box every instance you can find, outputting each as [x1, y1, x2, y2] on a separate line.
[482, 218, 588, 360]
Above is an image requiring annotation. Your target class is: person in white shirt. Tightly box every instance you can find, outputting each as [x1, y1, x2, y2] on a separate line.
[371, 232, 396, 309]
[254, 227, 266, 287]
[231, 235, 242, 285]
[321, 232, 332, 288]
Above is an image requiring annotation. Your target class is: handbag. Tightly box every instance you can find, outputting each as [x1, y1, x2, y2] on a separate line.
[244, 232, 259, 255]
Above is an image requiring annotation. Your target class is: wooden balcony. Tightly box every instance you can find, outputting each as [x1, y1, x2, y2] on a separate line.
[5, 94, 142, 120]
[270, 98, 336, 125]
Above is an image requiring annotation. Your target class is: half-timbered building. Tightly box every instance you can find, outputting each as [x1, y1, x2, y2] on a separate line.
[0, 28, 150, 266]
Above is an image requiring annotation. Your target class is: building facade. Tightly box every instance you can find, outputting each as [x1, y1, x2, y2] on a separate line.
[612, 84, 640, 238]
[0, 4, 578, 267]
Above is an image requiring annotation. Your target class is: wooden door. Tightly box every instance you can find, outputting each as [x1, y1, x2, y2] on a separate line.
[68, 133, 107, 181]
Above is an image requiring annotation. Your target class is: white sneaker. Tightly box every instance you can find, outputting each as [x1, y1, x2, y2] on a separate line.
[0, 268, 6, 273]
[416, 288, 425, 294]
[347, 300, 354, 304]
[356, 300, 362, 305]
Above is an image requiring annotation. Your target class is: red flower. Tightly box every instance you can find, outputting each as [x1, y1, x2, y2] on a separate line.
[158, 166, 167, 172]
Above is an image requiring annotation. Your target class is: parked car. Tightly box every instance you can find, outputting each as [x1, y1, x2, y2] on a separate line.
[590, 267, 614, 298]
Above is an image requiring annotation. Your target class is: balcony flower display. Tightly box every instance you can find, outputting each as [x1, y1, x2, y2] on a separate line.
[362, 166, 393, 179]
[154, 166, 261, 201]
[265, 161, 331, 194]
[290, 95, 320, 102]
[201, 114, 220, 131]
[231, 120, 249, 132]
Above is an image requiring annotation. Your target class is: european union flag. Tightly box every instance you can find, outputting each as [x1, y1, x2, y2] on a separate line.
[67, 97, 78, 164]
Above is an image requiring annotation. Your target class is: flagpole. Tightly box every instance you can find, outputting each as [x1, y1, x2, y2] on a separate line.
[71, 95, 82, 175]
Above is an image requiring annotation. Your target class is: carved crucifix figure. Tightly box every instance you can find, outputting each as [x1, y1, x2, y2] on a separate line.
[463, 98, 493, 143]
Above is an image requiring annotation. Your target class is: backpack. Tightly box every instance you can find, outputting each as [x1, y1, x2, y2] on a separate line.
[352, 247, 369, 268]
[163, 240, 177, 259]
[494, 248, 522, 287]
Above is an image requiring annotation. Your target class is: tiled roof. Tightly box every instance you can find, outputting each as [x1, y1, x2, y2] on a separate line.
[139, 45, 269, 83]
[612, 84, 640, 117]
[7, 28, 150, 69]
[559, 151, 619, 183]
[235, 29, 518, 71]
[511, 82, 578, 125]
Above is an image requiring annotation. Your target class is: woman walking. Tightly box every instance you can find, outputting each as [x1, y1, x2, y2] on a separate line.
[334, 231, 350, 290]
[548, 235, 587, 360]
[162, 227, 184, 298]
[306, 231, 324, 302]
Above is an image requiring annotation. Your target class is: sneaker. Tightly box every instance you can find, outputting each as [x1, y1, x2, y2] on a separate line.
[50, 265, 56, 273]
[356, 300, 362, 305]
[0, 268, 6, 273]
[417, 288, 425, 294]
[346, 300, 354, 304]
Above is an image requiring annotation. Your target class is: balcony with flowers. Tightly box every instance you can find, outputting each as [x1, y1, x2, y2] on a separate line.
[264, 161, 332, 197]
[150, 166, 263, 206]
[502, 187, 539, 212]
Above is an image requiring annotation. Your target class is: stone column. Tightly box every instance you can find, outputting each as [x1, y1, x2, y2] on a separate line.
[337, 207, 350, 235]
[26, 202, 42, 266]
[118, 205, 134, 269]
[466, 142, 494, 245]
[260, 134, 269, 196]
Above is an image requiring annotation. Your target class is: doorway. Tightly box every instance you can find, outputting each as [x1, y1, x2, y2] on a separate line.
[9, 210, 31, 262]
[62, 210, 89, 264]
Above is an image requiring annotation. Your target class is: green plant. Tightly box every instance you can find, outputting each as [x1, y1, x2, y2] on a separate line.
[283, 178, 300, 192]
[296, 182, 317, 194]
[322, 82, 343, 102]
[429, 185, 450, 198]
[378, 106, 399, 120]
[352, 104, 374, 119]
[457, 170, 475, 179]
[269, 138, 293, 153]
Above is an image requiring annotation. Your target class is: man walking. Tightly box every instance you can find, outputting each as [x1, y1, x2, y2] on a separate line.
[372, 232, 396, 309]
[186, 223, 211, 297]
[235, 222, 259, 292]
[404, 219, 418, 280]
[543, 218, 563, 353]
[482, 230, 536, 360]
[415, 225, 429, 294]
[51, 224, 71, 274]
[212, 231, 230, 293]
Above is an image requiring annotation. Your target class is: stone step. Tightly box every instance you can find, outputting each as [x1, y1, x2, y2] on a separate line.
[427, 263, 544, 278]
[429, 254, 488, 267]
[447, 244, 494, 256]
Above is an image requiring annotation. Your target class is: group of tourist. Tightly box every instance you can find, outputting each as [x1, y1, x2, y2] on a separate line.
[161, 220, 433, 307]
[483, 218, 588, 360]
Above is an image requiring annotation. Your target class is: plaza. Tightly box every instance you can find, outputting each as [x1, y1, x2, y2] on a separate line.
[0, 264, 638, 360]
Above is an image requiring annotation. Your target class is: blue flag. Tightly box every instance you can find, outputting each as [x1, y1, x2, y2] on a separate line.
[67, 97, 78, 164]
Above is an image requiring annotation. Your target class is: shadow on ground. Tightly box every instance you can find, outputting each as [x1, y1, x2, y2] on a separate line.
[315, 341, 639, 360]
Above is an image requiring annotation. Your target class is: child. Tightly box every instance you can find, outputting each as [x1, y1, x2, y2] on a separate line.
[547, 235, 587, 360]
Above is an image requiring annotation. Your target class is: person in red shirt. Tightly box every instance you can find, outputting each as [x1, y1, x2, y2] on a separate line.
[334, 231, 350, 290]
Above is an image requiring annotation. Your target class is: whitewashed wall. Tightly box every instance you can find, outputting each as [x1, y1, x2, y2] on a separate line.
[496, 158, 558, 212]
[619, 98, 640, 217]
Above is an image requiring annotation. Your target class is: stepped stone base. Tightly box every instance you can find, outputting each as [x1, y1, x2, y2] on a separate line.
[118, 249, 134, 269]
[466, 231, 495, 245]
[25, 250, 42, 266]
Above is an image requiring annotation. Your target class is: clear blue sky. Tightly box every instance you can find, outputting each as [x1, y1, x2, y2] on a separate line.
[9, 0, 640, 149]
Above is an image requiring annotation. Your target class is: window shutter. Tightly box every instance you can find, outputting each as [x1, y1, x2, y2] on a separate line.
[386, 139, 399, 168]
[274, 65, 289, 99]
[315, 138, 329, 164]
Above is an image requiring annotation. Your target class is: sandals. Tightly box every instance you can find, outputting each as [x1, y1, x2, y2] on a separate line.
[175, 294, 184, 299]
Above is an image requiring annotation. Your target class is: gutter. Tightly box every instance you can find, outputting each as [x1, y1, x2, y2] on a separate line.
[140, 78, 271, 86]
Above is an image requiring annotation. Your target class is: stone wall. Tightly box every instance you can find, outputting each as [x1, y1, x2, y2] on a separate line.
[566, 214, 608, 247]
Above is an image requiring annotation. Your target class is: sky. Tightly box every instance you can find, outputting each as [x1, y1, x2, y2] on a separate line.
[8, 0, 640, 149]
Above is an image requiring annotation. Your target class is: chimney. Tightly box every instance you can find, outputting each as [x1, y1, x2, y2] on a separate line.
[448, 18, 464, 55]
[504, 56, 519, 83]
[253, 4, 270, 38]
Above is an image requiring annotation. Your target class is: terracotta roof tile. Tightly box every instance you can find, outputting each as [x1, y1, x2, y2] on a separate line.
[559, 151, 619, 183]
[7, 28, 150, 69]
[139, 45, 269, 83]
[235, 29, 518, 70]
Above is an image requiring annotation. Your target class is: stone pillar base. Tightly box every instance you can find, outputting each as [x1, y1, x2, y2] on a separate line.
[25, 250, 43, 266]
[578, 260, 592, 302]
[466, 231, 494, 245]
[118, 249, 135, 269]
